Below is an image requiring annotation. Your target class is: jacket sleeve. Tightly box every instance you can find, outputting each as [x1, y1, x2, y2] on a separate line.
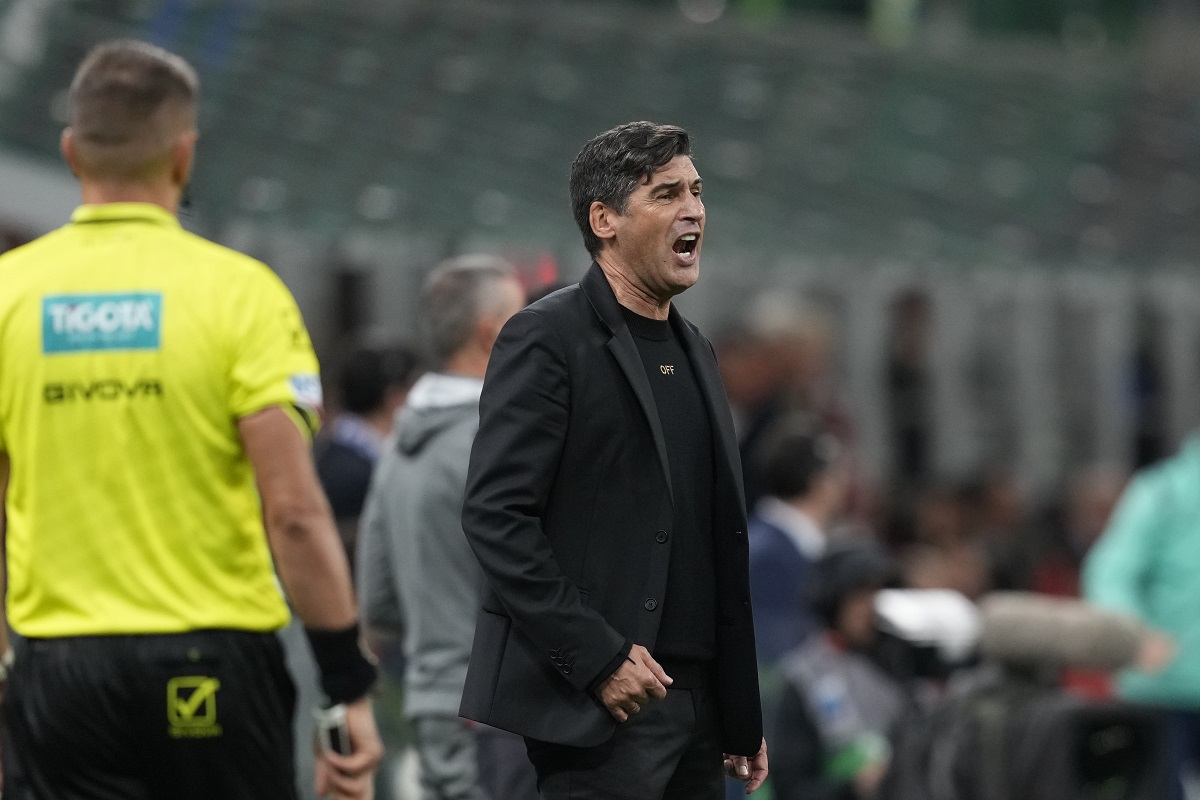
[356, 455, 405, 634]
[1081, 472, 1163, 619]
[461, 309, 627, 694]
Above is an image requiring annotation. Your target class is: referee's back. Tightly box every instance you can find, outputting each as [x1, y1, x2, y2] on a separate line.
[0, 204, 319, 637]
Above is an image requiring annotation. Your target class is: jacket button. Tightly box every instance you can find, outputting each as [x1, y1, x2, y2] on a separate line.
[656, 530, 668, 543]
[562, 664, 573, 674]
[735, 530, 745, 538]
[644, 598, 658, 611]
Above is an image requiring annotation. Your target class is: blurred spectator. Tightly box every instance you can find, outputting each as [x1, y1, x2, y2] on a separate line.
[900, 484, 990, 600]
[715, 321, 791, 508]
[963, 469, 1033, 592]
[1033, 463, 1127, 597]
[315, 340, 423, 568]
[725, 290, 858, 512]
[1083, 437, 1200, 800]
[885, 289, 933, 491]
[357, 257, 536, 800]
[749, 420, 848, 666]
[772, 537, 907, 800]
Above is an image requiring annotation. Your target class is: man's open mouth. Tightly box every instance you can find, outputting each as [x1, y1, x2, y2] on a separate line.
[673, 234, 699, 255]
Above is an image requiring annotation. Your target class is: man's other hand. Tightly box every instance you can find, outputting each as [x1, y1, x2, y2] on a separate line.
[724, 737, 768, 794]
[314, 698, 383, 799]
[596, 644, 672, 722]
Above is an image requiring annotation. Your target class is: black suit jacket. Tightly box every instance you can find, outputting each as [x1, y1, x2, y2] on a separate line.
[459, 263, 763, 755]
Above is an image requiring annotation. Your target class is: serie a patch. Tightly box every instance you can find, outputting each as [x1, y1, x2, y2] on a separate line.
[42, 292, 163, 354]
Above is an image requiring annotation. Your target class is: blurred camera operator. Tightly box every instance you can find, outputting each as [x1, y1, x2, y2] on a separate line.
[772, 538, 907, 800]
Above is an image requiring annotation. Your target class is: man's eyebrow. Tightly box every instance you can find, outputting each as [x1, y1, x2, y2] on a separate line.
[649, 179, 683, 194]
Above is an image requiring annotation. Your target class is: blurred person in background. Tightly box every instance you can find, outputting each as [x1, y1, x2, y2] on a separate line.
[1083, 437, 1200, 800]
[962, 469, 1033, 592]
[899, 484, 990, 600]
[714, 321, 791, 509]
[0, 40, 379, 800]
[356, 256, 534, 800]
[459, 121, 767, 798]
[749, 420, 848, 667]
[884, 290, 933, 494]
[316, 339, 424, 570]
[772, 538, 906, 800]
[1033, 463, 1127, 597]
[738, 292, 856, 511]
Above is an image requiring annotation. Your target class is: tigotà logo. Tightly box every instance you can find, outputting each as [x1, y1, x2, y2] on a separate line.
[42, 293, 163, 353]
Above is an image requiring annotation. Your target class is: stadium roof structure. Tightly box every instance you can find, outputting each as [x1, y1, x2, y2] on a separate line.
[0, 0, 1196, 269]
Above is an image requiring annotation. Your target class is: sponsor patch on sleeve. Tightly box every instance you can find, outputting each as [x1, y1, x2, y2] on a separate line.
[288, 373, 323, 410]
[42, 293, 163, 354]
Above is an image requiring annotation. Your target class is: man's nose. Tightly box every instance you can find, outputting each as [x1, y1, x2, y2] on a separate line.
[681, 193, 704, 223]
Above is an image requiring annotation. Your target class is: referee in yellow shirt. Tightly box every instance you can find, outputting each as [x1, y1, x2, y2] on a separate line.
[0, 41, 381, 799]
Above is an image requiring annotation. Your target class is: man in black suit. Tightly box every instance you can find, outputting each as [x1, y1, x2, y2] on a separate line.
[459, 121, 768, 799]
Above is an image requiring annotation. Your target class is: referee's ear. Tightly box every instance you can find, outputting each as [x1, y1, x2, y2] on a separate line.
[170, 130, 198, 190]
[60, 128, 81, 179]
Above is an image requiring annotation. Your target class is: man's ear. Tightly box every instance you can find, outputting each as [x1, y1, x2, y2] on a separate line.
[60, 129, 80, 178]
[589, 200, 620, 246]
[477, 313, 505, 352]
[171, 130, 198, 189]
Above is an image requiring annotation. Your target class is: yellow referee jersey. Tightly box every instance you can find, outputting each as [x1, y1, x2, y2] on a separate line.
[0, 203, 322, 637]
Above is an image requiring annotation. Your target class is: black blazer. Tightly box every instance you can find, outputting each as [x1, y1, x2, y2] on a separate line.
[459, 263, 763, 756]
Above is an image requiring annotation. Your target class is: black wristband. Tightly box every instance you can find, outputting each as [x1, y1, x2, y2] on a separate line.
[305, 623, 378, 705]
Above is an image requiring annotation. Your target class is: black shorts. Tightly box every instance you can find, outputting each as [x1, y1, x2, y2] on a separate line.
[3, 629, 298, 800]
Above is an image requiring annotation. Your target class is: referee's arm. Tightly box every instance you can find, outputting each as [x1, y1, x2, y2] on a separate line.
[240, 407, 356, 628]
[0, 452, 8, 660]
[239, 406, 382, 800]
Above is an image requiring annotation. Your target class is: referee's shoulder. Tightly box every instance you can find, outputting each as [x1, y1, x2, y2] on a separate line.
[175, 229, 288, 293]
[0, 227, 72, 298]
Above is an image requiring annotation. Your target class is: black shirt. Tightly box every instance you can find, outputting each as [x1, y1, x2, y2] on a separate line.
[621, 306, 717, 662]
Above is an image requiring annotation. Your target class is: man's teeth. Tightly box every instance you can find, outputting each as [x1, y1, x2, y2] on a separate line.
[681, 235, 697, 241]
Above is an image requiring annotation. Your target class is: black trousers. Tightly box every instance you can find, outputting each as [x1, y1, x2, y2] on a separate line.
[3, 630, 297, 800]
[524, 668, 724, 800]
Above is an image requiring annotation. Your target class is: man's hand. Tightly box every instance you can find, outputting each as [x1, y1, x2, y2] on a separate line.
[314, 698, 383, 800]
[595, 644, 672, 722]
[724, 737, 768, 795]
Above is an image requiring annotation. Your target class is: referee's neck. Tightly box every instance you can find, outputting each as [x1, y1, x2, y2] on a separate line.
[78, 180, 181, 216]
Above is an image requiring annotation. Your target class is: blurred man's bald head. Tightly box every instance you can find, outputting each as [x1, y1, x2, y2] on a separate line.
[65, 40, 198, 182]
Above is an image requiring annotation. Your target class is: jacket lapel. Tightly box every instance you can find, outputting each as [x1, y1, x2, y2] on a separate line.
[581, 264, 673, 505]
[674, 309, 747, 515]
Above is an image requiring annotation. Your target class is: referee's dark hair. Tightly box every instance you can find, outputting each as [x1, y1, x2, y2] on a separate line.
[570, 121, 691, 257]
[756, 419, 842, 502]
[338, 342, 423, 416]
[65, 40, 199, 181]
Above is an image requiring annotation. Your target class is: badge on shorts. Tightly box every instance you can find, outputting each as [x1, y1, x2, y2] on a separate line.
[166, 676, 223, 738]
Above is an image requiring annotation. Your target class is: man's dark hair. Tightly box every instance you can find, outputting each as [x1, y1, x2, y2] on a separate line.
[569, 121, 691, 257]
[756, 419, 841, 501]
[420, 255, 517, 368]
[339, 341, 424, 415]
[67, 40, 199, 180]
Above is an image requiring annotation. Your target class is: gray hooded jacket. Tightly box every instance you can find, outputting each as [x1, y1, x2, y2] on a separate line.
[357, 373, 484, 717]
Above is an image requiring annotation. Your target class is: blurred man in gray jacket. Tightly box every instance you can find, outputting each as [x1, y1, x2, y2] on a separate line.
[357, 257, 530, 800]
